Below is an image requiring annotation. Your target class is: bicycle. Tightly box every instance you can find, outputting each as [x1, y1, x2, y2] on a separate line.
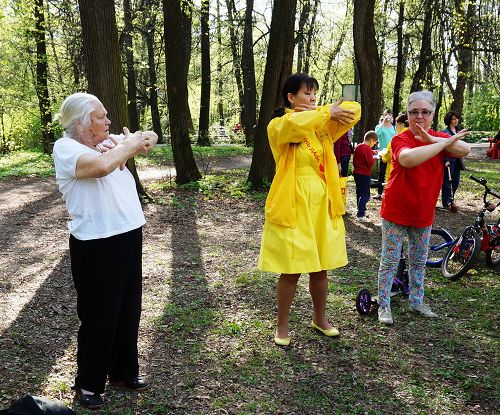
[355, 227, 453, 315]
[441, 175, 500, 280]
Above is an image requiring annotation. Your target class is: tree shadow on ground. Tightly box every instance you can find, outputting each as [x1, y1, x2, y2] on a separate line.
[0, 252, 78, 406]
[142, 191, 214, 414]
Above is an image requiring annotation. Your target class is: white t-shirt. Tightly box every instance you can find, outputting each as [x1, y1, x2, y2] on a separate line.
[53, 136, 146, 241]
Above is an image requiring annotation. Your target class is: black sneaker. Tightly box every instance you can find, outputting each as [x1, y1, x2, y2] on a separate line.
[75, 388, 104, 409]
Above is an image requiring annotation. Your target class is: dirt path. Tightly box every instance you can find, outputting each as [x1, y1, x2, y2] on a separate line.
[0, 155, 497, 414]
[137, 155, 252, 181]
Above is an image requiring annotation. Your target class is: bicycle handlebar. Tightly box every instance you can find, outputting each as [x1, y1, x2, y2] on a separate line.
[469, 175, 500, 199]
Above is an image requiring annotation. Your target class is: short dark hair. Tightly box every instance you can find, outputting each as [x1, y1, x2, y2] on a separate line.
[395, 112, 408, 126]
[443, 111, 460, 127]
[272, 73, 319, 118]
[364, 130, 378, 142]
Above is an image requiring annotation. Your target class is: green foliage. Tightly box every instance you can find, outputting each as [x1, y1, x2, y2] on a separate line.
[462, 85, 500, 131]
[137, 144, 253, 166]
[0, 149, 54, 178]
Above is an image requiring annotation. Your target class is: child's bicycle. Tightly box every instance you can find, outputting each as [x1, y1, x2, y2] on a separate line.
[355, 227, 453, 315]
[440, 175, 500, 280]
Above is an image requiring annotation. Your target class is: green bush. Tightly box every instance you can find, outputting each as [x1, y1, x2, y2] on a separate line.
[462, 85, 500, 131]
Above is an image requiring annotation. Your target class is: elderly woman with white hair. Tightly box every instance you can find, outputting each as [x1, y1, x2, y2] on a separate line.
[53, 92, 157, 408]
[377, 90, 470, 325]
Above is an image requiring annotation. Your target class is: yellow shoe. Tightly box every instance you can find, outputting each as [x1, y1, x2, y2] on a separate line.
[311, 321, 339, 337]
[274, 335, 291, 346]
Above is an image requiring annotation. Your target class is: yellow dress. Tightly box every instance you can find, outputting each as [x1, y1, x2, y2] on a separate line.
[381, 142, 393, 183]
[258, 103, 361, 274]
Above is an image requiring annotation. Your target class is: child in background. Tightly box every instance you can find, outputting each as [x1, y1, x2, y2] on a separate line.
[353, 131, 378, 222]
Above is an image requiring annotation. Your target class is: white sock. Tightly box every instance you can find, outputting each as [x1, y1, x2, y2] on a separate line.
[80, 388, 95, 395]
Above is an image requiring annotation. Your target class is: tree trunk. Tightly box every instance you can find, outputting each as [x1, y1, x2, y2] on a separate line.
[78, 0, 146, 196]
[144, 10, 163, 143]
[198, 0, 211, 146]
[319, 24, 347, 105]
[225, 0, 244, 109]
[163, 0, 201, 184]
[33, 0, 54, 154]
[216, 0, 224, 126]
[241, 0, 256, 147]
[123, 0, 140, 132]
[248, 0, 297, 188]
[296, 0, 310, 73]
[353, 0, 382, 136]
[410, 0, 434, 92]
[392, 1, 405, 115]
[303, 0, 319, 74]
[450, 0, 476, 114]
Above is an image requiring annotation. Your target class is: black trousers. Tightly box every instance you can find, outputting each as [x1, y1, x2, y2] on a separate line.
[69, 227, 143, 393]
[377, 160, 387, 195]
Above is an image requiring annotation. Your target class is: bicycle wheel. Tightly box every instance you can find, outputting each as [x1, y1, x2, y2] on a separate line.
[355, 288, 372, 315]
[485, 223, 500, 267]
[426, 227, 454, 268]
[441, 226, 481, 280]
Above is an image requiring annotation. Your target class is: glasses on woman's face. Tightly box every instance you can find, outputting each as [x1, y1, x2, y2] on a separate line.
[408, 109, 433, 117]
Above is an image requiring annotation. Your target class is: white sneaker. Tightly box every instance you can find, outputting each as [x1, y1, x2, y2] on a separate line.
[410, 303, 438, 318]
[378, 307, 394, 324]
[356, 215, 370, 222]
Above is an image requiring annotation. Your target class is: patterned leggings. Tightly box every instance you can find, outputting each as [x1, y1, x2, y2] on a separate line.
[377, 219, 432, 309]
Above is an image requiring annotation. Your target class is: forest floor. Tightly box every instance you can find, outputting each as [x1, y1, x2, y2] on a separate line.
[0, 148, 498, 415]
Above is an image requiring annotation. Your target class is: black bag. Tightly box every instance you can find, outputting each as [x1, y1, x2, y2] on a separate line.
[456, 157, 466, 171]
[0, 394, 75, 415]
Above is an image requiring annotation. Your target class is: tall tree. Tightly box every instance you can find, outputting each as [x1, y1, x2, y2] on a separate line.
[303, 0, 319, 74]
[33, 0, 54, 154]
[225, 0, 244, 110]
[410, 0, 435, 92]
[163, 0, 201, 183]
[392, 1, 405, 115]
[248, 0, 297, 188]
[448, 0, 476, 115]
[216, 0, 224, 126]
[78, 0, 146, 195]
[198, 0, 211, 145]
[142, 0, 163, 143]
[241, 0, 256, 146]
[296, 0, 311, 73]
[123, 0, 140, 132]
[353, 0, 382, 135]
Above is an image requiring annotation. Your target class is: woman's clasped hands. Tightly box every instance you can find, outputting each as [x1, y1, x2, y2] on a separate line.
[100, 127, 157, 170]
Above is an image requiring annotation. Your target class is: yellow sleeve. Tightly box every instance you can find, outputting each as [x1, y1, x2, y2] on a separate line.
[381, 142, 392, 163]
[323, 101, 362, 143]
[267, 107, 330, 150]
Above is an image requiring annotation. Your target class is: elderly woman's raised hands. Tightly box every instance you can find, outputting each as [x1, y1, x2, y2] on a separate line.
[329, 99, 356, 124]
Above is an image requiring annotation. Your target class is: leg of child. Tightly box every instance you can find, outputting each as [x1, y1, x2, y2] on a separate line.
[357, 174, 371, 217]
[377, 220, 405, 309]
[276, 273, 300, 338]
[406, 225, 432, 306]
[354, 173, 362, 215]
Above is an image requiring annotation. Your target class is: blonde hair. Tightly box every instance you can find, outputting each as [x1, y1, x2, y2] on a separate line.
[54, 93, 100, 137]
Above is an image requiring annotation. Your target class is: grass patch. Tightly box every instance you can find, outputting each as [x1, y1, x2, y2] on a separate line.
[0, 150, 54, 178]
[462, 159, 499, 190]
[137, 144, 253, 167]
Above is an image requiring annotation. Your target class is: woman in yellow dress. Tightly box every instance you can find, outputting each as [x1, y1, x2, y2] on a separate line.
[257, 73, 361, 345]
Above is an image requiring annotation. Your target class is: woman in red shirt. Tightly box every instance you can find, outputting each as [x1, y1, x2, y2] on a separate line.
[377, 90, 470, 325]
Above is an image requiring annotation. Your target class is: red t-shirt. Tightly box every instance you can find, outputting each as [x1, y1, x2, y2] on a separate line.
[381, 129, 451, 227]
[353, 143, 375, 175]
